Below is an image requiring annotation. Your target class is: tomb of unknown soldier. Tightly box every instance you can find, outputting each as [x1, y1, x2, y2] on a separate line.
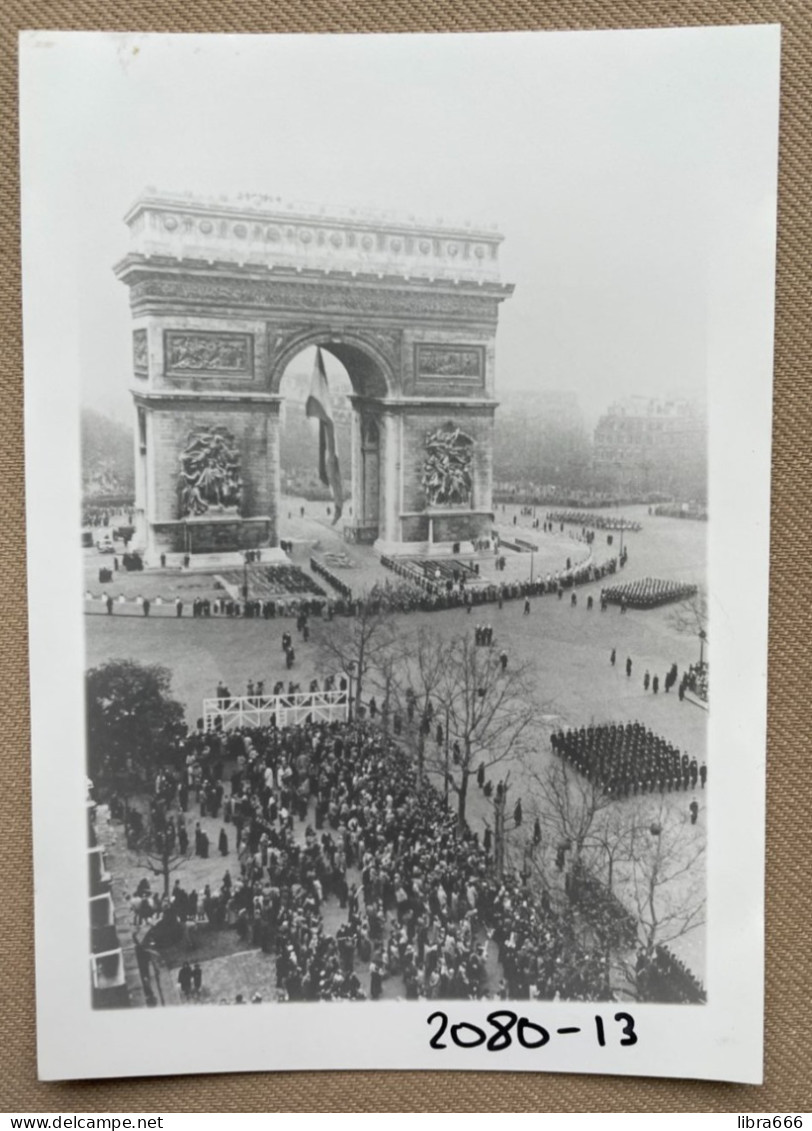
[114, 191, 514, 561]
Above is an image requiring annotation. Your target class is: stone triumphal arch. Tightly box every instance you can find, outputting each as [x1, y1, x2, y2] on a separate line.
[115, 191, 514, 559]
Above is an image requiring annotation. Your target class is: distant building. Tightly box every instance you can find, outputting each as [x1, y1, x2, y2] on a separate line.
[592, 396, 707, 500]
[493, 388, 591, 489]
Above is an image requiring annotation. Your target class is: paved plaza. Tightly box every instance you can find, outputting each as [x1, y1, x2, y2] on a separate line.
[88, 502, 707, 1001]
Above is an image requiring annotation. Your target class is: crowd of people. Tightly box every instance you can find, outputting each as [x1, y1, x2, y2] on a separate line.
[550, 722, 707, 797]
[83, 505, 134, 528]
[682, 661, 709, 704]
[493, 489, 660, 509]
[219, 564, 327, 601]
[212, 675, 341, 711]
[125, 717, 640, 1004]
[635, 944, 706, 1003]
[651, 504, 708, 522]
[376, 550, 626, 611]
[89, 542, 631, 624]
[601, 577, 697, 610]
[546, 511, 642, 532]
[567, 860, 637, 950]
[310, 556, 353, 600]
[408, 558, 479, 585]
[640, 661, 682, 696]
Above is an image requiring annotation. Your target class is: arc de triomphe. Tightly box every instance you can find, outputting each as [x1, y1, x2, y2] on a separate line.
[114, 191, 513, 560]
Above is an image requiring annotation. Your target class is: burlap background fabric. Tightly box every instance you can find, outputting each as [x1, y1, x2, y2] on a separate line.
[1, 0, 808, 1112]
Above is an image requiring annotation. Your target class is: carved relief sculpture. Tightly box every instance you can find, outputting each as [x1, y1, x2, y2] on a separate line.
[416, 344, 484, 380]
[422, 423, 474, 506]
[134, 277, 500, 322]
[132, 328, 148, 375]
[165, 330, 253, 376]
[178, 426, 243, 517]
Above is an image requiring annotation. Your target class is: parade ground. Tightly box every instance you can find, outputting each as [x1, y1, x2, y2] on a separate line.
[87, 502, 708, 1004]
[85, 502, 707, 751]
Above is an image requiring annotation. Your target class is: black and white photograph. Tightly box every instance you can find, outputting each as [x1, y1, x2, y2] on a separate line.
[21, 26, 779, 1082]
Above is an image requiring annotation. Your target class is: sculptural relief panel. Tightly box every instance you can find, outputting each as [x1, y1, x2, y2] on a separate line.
[178, 425, 243, 517]
[131, 275, 502, 323]
[421, 422, 475, 507]
[410, 342, 487, 396]
[132, 328, 148, 377]
[164, 330, 254, 378]
[416, 344, 484, 382]
[401, 408, 493, 515]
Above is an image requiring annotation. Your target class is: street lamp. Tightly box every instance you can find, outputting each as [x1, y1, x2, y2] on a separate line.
[444, 702, 451, 806]
[346, 660, 357, 721]
[698, 628, 707, 667]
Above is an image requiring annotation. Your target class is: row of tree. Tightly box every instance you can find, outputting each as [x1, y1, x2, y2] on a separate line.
[315, 606, 705, 985]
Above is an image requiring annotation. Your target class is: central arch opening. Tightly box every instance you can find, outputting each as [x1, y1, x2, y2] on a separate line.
[276, 341, 390, 548]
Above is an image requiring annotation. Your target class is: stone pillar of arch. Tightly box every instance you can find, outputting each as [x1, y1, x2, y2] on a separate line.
[377, 410, 402, 548]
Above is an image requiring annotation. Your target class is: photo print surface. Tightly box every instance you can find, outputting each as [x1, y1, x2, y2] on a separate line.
[21, 25, 779, 1082]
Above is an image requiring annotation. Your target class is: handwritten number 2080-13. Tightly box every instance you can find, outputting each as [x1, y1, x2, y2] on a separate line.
[428, 1010, 637, 1051]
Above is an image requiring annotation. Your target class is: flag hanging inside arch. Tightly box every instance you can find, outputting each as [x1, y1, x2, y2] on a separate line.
[305, 346, 343, 524]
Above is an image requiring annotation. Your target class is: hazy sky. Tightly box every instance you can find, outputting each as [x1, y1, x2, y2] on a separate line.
[49, 28, 773, 423]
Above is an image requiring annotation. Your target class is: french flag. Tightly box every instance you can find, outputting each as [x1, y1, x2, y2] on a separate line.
[305, 346, 343, 525]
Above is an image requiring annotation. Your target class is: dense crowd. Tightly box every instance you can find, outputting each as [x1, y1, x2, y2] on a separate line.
[567, 860, 637, 950]
[546, 511, 642, 532]
[601, 577, 697, 610]
[83, 505, 135, 528]
[407, 558, 479, 585]
[493, 489, 663, 509]
[377, 550, 626, 611]
[129, 718, 626, 1003]
[651, 504, 708, 522]
[635, 944, 706, 1004]
[551, 722, 707, 797]
[89, 544, 629, 623]
[88, 590, 328, 620]
[682, 661, 709, 704]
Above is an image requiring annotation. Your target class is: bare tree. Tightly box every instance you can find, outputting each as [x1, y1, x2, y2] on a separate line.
[368, 640, 404, 735]
[583, 802, 636, 898]
[422, 630, 541, 826]
[314, 600, 398, 719]
[133, 819, 191, 900]
[623, 797, 706, 960]
[668, 588, 708, 665]
[394, 625, 454, 783]
[521, 754, 634, 945]
[526, 752, 616, 871]
[521, 755, 705, 1000]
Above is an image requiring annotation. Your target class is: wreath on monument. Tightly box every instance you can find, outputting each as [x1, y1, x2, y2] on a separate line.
[178, 426, 243, 517]
[422, 422, 474, 506]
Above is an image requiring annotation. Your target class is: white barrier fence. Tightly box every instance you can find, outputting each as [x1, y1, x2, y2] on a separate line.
[202, 689, 349, 731]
